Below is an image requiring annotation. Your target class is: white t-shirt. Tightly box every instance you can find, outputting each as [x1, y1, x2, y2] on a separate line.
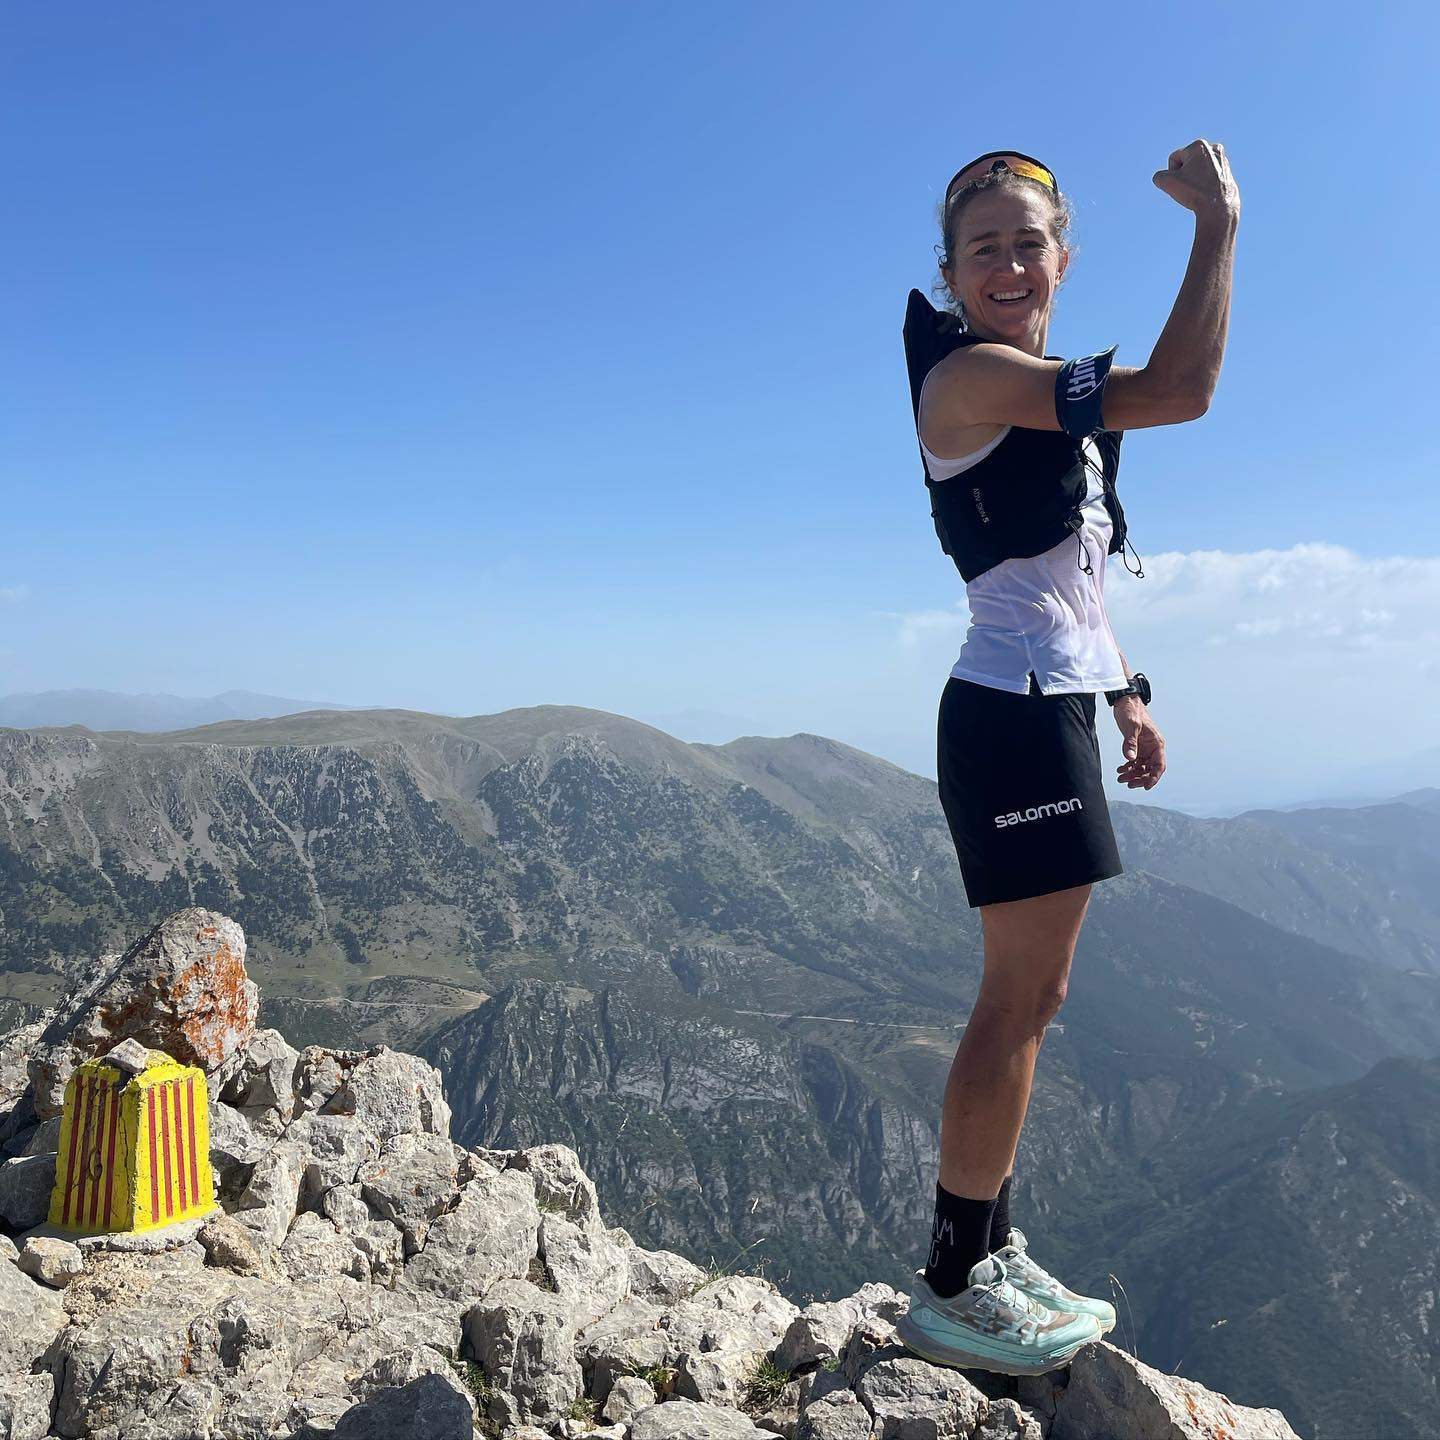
[919, 374, 1129, 696]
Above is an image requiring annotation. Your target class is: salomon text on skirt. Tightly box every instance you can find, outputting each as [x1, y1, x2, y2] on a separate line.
[937, 673, 1124, 907]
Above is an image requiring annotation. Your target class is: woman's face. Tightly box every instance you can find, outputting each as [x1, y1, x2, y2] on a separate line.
[944, 186, 1067, 348]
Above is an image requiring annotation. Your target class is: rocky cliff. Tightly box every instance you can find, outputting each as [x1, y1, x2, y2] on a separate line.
[0, 908, 1303, 1440]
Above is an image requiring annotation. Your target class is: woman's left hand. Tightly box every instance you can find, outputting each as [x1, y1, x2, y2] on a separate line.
[1113, 698, 1166, 789]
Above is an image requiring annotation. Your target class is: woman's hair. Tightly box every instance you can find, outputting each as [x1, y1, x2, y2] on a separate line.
[931, 170, 1076, 319]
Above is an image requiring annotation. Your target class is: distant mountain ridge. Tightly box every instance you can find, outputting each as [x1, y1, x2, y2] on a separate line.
[0, 687, 359, 733]
[1, 704, 1438, 1433]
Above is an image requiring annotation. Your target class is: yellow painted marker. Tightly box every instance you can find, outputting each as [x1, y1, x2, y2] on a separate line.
[49, 1051, 215, 1236]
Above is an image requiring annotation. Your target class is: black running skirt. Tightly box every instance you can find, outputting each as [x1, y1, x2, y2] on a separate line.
[937, 673, 1124, 908]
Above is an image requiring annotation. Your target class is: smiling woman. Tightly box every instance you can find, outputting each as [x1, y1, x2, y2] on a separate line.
[894, 141, 1239, 1378]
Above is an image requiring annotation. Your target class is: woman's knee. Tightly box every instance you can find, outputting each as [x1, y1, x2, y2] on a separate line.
[972, 979, 1068, 1037]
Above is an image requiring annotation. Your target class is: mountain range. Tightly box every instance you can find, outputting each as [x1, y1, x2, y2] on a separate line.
[0, 687, 356, 732]
[1, 706, 1437, 1437]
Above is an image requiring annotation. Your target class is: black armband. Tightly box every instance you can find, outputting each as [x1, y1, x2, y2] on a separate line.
[1054, 344, 1118, 438]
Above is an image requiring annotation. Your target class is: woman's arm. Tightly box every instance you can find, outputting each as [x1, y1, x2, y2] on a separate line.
[1104, 206, 1237, 428]
[1109, 642, 1166, 790]
[924, 139, 1240, 435]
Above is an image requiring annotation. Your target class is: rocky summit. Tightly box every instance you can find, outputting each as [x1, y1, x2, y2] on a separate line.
[0, 908, 1302, 1440]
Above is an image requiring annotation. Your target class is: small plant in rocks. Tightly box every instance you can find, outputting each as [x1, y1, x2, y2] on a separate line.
[742, 1355, 794, 1412]
[438, 1347, 499, 1435]
[684, 1235, 769, 1298]
[624, 1361, 676, 1398]
[568, 1395, 601, 1424]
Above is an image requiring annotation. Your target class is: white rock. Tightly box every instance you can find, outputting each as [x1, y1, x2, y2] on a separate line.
[628, 1397, 784, 1438]
[280, 1210, 369, 1282]
[0, 1370, 54, 1440]
[1054, 1340, 1303, 1439]
[233, 1136, 307, 1247]
[357, 1131, 459, 1246]
[602, 1372, 656, 1423]
[16, 1234, 85, 1288]
[104, 1037, 152, 1076]
[538, 1210, 632, 1326]
[775, 1282, 907, 1371]
[853, 1354, 987, 1437]
[463, 1275, 584, 1427]
[399, 1166, 540, 1302]
[0, 1254, 66, 1373]
[627, 1242, 707, 1302]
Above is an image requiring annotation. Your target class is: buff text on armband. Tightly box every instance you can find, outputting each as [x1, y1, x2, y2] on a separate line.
[1054, 344, 1118, 438]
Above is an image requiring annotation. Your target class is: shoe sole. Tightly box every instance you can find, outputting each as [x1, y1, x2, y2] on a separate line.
[894, 1309, 1100, 1377]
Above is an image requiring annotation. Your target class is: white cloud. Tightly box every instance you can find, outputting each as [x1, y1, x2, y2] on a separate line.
[0, 584, 28, 603]
[886, 543, 1440, 658]
[877, 543, 1440, 805]
[1104, 543, 1440, 655]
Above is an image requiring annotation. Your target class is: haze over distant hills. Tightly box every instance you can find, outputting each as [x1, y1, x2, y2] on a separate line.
[0, 688, 359, 733]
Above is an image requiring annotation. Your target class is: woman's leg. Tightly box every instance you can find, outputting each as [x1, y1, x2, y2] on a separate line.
[939, 881, 1093, 1199]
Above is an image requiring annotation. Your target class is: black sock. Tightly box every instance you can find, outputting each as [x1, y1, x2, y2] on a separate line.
[989, 1172, 1013, 1253]
[923, 1178, 998, 1299]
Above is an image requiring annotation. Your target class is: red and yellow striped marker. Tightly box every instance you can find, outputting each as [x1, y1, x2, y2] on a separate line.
[48, 1051, 215, 1235]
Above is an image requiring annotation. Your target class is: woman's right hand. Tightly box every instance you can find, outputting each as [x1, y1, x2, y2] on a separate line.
[1153, 140, 1239, 220]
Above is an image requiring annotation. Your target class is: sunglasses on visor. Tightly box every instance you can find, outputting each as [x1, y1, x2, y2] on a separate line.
[944, 151, 1058, 207]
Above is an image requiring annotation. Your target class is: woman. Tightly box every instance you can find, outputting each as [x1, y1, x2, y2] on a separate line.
[894, 141, 1239, 1375]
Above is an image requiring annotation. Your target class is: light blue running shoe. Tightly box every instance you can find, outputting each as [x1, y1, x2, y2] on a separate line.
[895, 1252, 1102, 1376]
[990, 1227, 1117, 1336]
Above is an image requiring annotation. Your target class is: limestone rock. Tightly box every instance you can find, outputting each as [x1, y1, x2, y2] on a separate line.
[281, 1210, 370, 1282]
[602, 1372, 656, 1423]
[356, 1130, 459, 1247]
[28, 909, 256, 1118]
[628, 1396, 785, 1438]
[206, 1096, 269, 1179]
[296, 1044, 451, 1140]
[197, 1211, 277, 1278]
[626, 1242, 707, 1303]
[575, 1294, 671, 1404]
[661, 1275, 800, 1407]
[853, 1353, 988, 1437]
[102, 1037, 151, 1076]
[463, 1275, 584, 1426]
[329, 1350, 477, 1439]
[0, 1153, 55, 1231]
[294, 1111, 382, 1204]
[1052, 1340, 1303, 1439]
[0, 1022, 44, 1152]
[0, 1371, 54, 1440]
[398, 1165, 540, 1301]
[16, 1234, 85, 1288]
[796, 1382, 873, 1439]
[219, 1027, 299, 1114]
[0, 1253, 66, 1375]
[232, 1135, 307, 1247]
[776, 1282, 907, 1372]
[507, 1142, 603, 1229]
[537, 1209, 632, 1325]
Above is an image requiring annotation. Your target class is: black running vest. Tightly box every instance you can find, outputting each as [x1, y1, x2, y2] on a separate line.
[902, 288, 1143, 585]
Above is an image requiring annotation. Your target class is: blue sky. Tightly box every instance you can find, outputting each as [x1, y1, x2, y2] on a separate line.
[3, 2, 1438, 811]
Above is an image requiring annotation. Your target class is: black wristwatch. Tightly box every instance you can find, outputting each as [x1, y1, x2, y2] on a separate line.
[1105, 671, 1151, 706]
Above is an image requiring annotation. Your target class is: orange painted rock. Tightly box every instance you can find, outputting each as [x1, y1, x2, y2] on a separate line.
[28, 909, 258, 1119]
